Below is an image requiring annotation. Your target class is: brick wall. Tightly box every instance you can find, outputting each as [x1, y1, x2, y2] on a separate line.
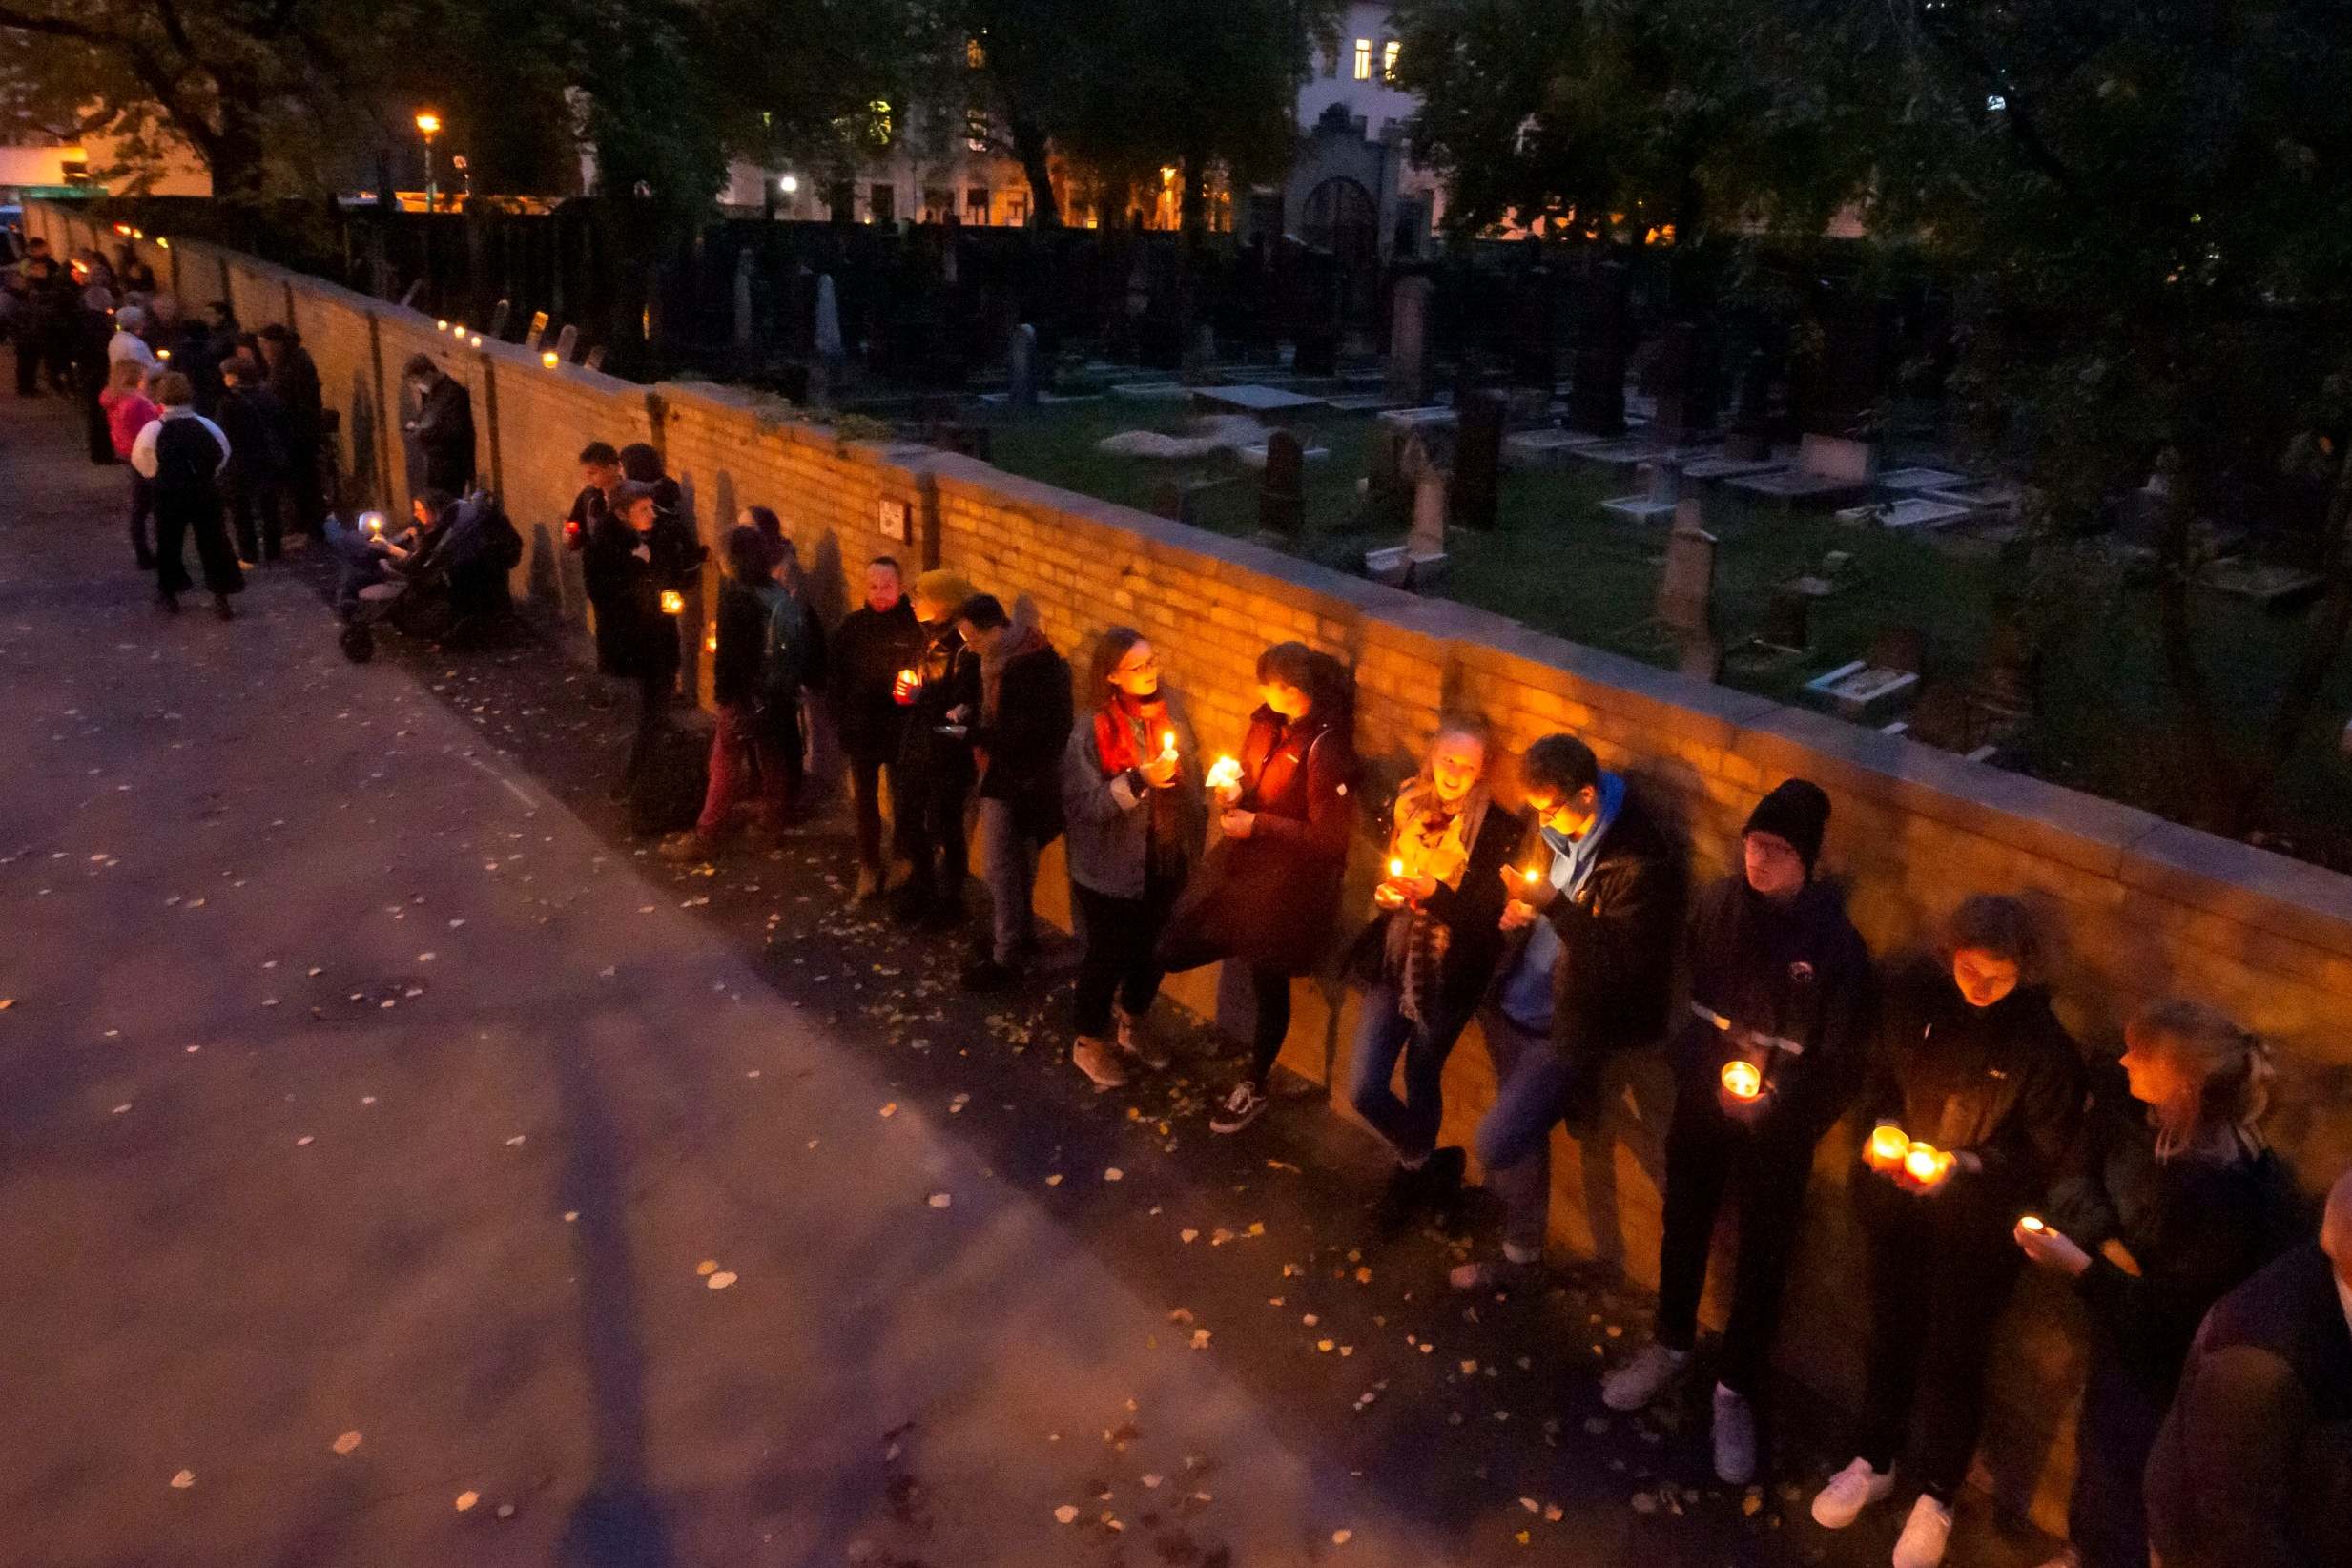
[46, 205, 2352, 1531]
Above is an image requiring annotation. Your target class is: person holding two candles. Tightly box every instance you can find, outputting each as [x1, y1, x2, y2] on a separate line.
[948, 594, 1073, 992]
[1156, 641, 1359, 1135]
[1344, 715, 1529, 1224]
[1451, 732, 1685, 1289]
[828, 556, 924, 904]
[1811, 894, 2083, 1568]
[1061, 628, 1206, 1086]
[891, 569, 980, 930]
[1601, 777, 1874, 1486]
[2018, 1000, 2298, 1568]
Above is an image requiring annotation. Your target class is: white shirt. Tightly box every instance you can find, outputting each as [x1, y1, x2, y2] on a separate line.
[129, 408, 230, 480]
[107, 329, 161, 371]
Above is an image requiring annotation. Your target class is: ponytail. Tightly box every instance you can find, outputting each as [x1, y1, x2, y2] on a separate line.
[2128, 999, 2275, 1161]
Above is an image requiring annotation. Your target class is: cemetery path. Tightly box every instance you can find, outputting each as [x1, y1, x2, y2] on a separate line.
[0, 391, 2053, 1568]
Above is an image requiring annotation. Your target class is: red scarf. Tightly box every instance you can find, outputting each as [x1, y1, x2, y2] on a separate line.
[1094, 692, 1172, 778]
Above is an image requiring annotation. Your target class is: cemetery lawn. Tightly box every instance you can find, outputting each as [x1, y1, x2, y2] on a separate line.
[984, 402, 2352, 855]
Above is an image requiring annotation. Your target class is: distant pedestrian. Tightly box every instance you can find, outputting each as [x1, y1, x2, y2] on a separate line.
[73, 285, 116, 464]
[1345, 716, 1527, 1224]
[215, 356, 288, 563]
[2142, 1165, 2352, 1568]
[1600, 778, 1874, 1486]
[107, 304, 160, 373]
[663, 525, 802, 859]
[402, 352, 476, 495]
[1452, 732, 1684, 1289]
[949, 593, 1072, 992]
[828, 555, 923, 904]
[1062, 628, 1206, 1087]
[2021, 1001, 2301, 1568]
[1156, 641, 1359, 1136]
[131, 370, 242, 619]
[1811, 894, 2083, 1568]
[98, 358, 160, 568]
[258, 325, 324, 535]
[891, 569, 980, 931]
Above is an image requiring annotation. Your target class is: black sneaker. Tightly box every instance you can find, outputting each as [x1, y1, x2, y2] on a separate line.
[959, 958, 1017, 993]
[1424, 1145, 1468, 1194]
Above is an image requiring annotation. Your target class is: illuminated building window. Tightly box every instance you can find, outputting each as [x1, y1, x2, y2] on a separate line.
[1382, 40, 1399, 81]
[1352, 38, 1372, 80]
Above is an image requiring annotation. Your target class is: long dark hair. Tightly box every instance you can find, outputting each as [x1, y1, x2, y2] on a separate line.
[1255, 640, 1352, 725]
[1089, 626, 1148, 705]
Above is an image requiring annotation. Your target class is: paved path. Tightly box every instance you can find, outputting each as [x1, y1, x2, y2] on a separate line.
[0, 390, 2053, 1568]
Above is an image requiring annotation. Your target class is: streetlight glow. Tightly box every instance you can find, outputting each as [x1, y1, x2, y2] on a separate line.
[415, 112, 441, 136]
[778, 174, 799, 195]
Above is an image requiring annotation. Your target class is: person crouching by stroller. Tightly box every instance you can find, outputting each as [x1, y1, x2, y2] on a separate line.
[130, 370, 242, 620]
[663, 525, 807, 860]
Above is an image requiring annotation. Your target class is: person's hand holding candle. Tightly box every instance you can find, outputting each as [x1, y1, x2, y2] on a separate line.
[2013, 1214, 2092, 1276]
[1500, 861, 1559, 911]
[1220, 809, 1256, 840]
[892, 668, 918, 706]
[1864, 1122, 1910, 1175]
[1899, 1140, 1959, 1194]
[1205, 754, 1243, 804]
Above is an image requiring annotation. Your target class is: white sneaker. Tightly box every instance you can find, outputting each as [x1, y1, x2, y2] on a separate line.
[1891, 1495, 1953, 1568]
[1600, 1342, 1690, 1412]
[1810, 1457, 1896, 1530]
[1711, 1382, 1757, 1485]
[1208, 1082, 1269, 1134]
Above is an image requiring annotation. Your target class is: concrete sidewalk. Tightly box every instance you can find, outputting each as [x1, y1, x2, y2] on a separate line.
[0, 388, 2053, 1568]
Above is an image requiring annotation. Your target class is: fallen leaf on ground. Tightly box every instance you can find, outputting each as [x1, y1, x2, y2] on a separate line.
[456, 1491, 479, 1511]
[170, 1470, 195, 1489]
[927, 1192, 952, 1208]
[1053, 1505, 1078, 1524]
[332, 1431, 362, 1455]
[707, 1271, 736, 1289]
[696, 1260, 718, 1275]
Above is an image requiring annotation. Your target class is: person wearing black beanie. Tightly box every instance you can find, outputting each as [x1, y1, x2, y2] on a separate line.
[1598, 775, 1876, 1488]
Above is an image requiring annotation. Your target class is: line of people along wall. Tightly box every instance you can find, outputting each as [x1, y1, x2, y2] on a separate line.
[546, 433, 2351, 1568]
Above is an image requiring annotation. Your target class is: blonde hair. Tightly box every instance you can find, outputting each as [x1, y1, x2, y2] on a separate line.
[2128, 998, 2275, 1161]
[107, 357, 148, 394]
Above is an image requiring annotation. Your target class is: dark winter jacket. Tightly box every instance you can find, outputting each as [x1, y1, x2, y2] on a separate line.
[1158, 703, 1359, 979]
[581, 515, 672, 681]
[1494, 792, 1685, 1063]
[2145, 1243, 2352, 1568]
[1677, 873, 1875, 1140]
[2047, 1062, 2305, 1385]
[562, 483, 612, 553]
[1866, 961, 2083, 1218]
[1347, 794, 1531, 1019]
[412, 372, 476, 494]
[898, 618, 980, 793]
[829, 599, 925, 763]
[215, 383, 286, 489]
[711, 578, 770, 710]
[969, 639, 1073, 799]
[268, 345, 323, 446]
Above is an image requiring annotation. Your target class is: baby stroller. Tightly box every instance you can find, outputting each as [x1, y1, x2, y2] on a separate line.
[332, 490, 522, 662]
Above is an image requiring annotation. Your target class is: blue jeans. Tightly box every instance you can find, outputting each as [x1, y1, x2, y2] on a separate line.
[324, 517, 388, 611]
[1345, 980, 1470, 1164]
[1472, 1012, 1577, 1254]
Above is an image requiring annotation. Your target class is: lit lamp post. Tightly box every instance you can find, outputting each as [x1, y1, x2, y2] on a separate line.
[415, 111, 443, 211]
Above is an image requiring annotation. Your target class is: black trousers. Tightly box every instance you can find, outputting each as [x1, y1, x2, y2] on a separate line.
[1653, 1078, 1821, 1400]
[620, 671, 669, 790]
[897, 770, 970, 906]
[1854, 1176, 2024, 1499]
[155, 496, 243, 599]
[847, 755, 900, 874]
[227, 478, 282, 562]
[2067, 1347, 2171, 1568]
[1072, 872, 1183, 1038]
[128, 474, 155, 565]
[13, 339, 38, 396]
[1246, 964, 1293, 1086]
[282, 436, 324, 533]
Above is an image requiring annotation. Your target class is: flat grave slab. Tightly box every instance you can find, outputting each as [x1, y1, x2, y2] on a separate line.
[2198, 559, 2328, 607]
[1599, 494, 1683, 523]
[1836, 497, 1977, 530]
[1878, 465, 1970, 492]
[1504, 429, 1612, 467]
[1805, 659, 1920, 719]
[1329, 393, 1414, 413]
[1926, 480, 2021, 512]
[1195, 383, 1328, 413]
[1682, 454, 1787, 483]
[1109, 381, 1194, 401]
[1238, 442, 1331, 469]
[1577, 439, 1717, 470]
[1377, 405, 1456, 430]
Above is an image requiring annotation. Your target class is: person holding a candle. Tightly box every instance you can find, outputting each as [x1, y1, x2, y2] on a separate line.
[891, 569, 981, 930]
[948, 594, 1073, 992]
[659, 526, 801, 860]
[2016, 1000, 2300, 1568]
[1344, 715, 1528, 1223]
[829, 556, 924, 905]
[583, 480, 680, 804]
[561, 442, 623, 559]
[1156, 641, 1359, 1135]
[1061, 628, 1207, 1085]
[1453, 732, 1685, 1289]
[1811, 894, 2083, 1568]
[1601, 777, 1873, 1486]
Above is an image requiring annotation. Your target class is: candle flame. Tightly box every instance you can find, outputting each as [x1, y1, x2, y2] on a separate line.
[2019, 1214, 2045, 1233]
[1388, 857, 1405, 878]
[1904, 1143, 1944, 1182]
[542, 350, 560, 368]
[1720, 1060, 1763, 1101]
[659, 589, 685, 615]
[1870, 1124, 1909, 1163]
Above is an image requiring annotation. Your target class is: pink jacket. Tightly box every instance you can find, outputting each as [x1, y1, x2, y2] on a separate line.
[101, 390, 159, 463]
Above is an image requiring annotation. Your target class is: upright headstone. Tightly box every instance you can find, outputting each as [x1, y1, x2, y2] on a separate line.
[1723, 349, 1774, 461]
[732, 249, 755, 349]
[1659, 502, 1721, 680]
[1568, 262, 1630, 435]
[1259, 429, 1306, 538]
[554, 323, 580, 363]
[1648, 322, 1716, 442]
[583, 344, 608, 372]
[527, 310, 550, 350]
[1409, 463, 1448, 560]
[1451, 390, 1505, 531]
[1007, 322, 1038, 407]
[1358, 421, 1413, 533]
[1387, 275, 1433, 403]
[813, 274, 845, 406]
[487, 299, 511, 340]
[1184, 322, 1217, 383]
[1153, 480, 1205, 527]
[1508, 270, 1558, 391]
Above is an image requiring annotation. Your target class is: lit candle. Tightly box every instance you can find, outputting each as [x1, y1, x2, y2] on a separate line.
[1522, 865, 1542, 886]
[704, 629, 718, 653]
[362, 513, 383, 536]
[659, 589, 685, 616]
[469, 334, 484, 348]
[156, 348, 171, 361]
[1904, 1142, 1946, 1183]
[1205, 755, 1243, 792]
[1720, 1060, 1763, 1101]
[542, 350, 560, 369]
[2018, 1214, 2046, 1233]
[1160, 729, 1177, 760]
[1869, 1124, 1909, 1165]
[1388, 857, 1406, 878]
[436, 320, 449, 332]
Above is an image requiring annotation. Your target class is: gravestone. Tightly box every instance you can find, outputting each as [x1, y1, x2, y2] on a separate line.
[527, 310, 550, 349]
[1660, 503, 1721, 680]
[1293, 322, 1339, 378]
[1450, 390, 1505, 531]
[1648, 322, 1716, 443]
[1723, 349, 1774, 461]
[487, 299, 511, 340]
[1763, 584, 1811, 651]
[1008, 322, 1039, 407]
[1508, 270, 1558, 391]
[813, 274, 844, 406]
[1359, 421, 1414, 533]
[554, 323, 580, 363]
[1569, 262, 1630, 435]
[1259, 429, 1306, 538]
[583, 344, 608, 372]
[1387, 276, 1433, 404]
[1153, 481, 1199, 526]
[1184, 323, 1217, 383]
[732, 250, 754, 348]
[1409, 463, 1449, 560]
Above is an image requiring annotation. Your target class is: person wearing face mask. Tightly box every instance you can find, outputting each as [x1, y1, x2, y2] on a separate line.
[892, 569, 981, 930]
[1061, 628, 1206, 1087]
[829, 555, 924, 904]
[1155, 640, 1360, 1136]
[2019, 1001, 2300, 1568]
[1344, 715, 1529, 1224]
[1451, 732, 1684, 1290]
[1811, 894, 2083, 1568]
[402, 353, 476, 496]
[1599, 778, 1874, 1486]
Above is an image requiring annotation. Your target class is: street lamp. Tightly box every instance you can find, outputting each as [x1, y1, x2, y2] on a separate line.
[415, 111, 442, 211]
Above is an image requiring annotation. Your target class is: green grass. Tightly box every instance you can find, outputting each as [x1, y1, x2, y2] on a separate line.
[980, 399, 2352, 857]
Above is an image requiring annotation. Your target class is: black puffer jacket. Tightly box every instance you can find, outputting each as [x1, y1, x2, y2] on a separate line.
[898, 618, 980, 791]
[829, 600, 924, 763]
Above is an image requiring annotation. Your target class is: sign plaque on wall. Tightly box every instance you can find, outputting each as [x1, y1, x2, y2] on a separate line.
[877, 497, 911, 543]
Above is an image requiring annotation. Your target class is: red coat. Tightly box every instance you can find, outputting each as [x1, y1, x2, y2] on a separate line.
[102, 390, 158, 462]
